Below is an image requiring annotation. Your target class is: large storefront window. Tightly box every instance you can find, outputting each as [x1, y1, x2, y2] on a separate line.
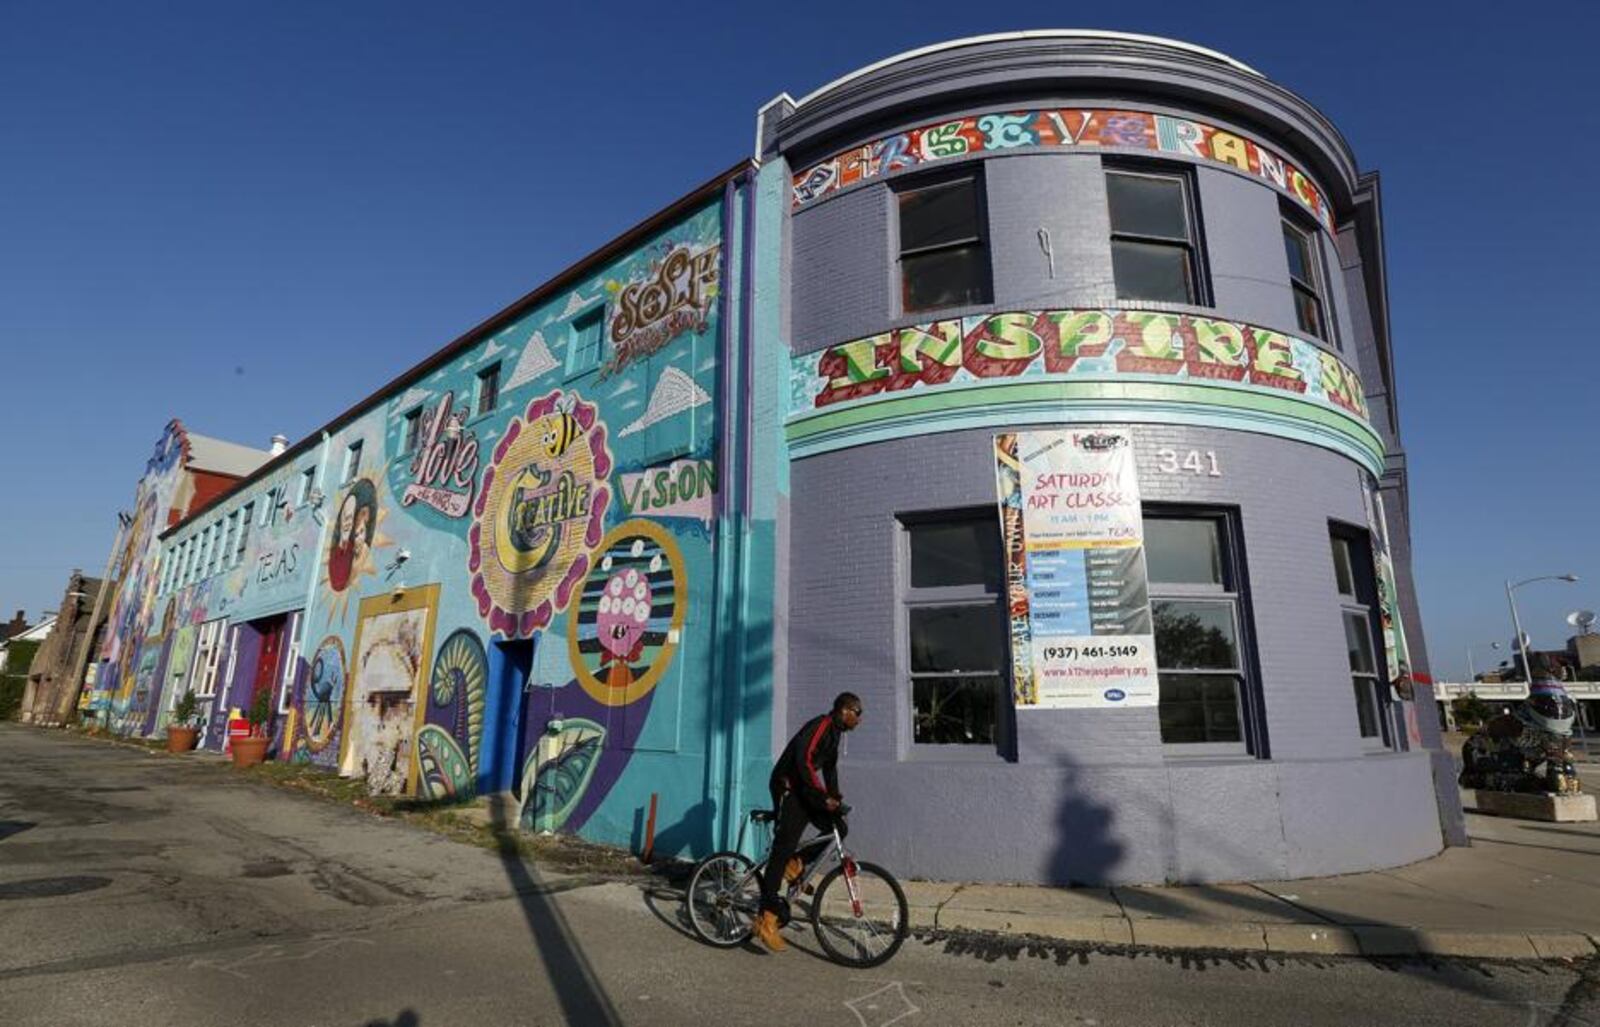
[1146, 510, 1259, 753]
[901, 514, 1007, 746]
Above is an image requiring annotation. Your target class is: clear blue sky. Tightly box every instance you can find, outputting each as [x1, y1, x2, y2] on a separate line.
[2, 1, 1594, 681]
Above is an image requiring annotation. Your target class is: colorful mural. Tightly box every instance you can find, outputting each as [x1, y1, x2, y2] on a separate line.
[469, 390, 613, 639]
[791, 107, 1335, 231]
[89, 191, 751, 861]
[321, 477, 391, 623]
[787, 309, 1383, 472]
[426, 628, 487, 779]
[340, 586, 439, 796]
[568, 520, 686, 708]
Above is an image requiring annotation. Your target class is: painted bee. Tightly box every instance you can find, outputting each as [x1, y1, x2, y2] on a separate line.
[540, 395, 582, 459]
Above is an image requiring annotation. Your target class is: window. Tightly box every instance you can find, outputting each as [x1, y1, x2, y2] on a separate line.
[902, 513, 1008, 747]
[1331, 528, 1390, 747]
[236, 503, 253, 564]
[343, 440, 363, 483]
[477, 362, 501, 417]
[180, 539, 197, 586]
[222, 512, 238, 569]
[205, 521, 223, 577]
[1282, 215, 1327, 340]
[1106, 168, 1204, 305]
[193, 619, 228, 698]
[896, 173, 991, 314]
[277, 612, 303, 715]
[299, 468, 316, 504]
[402, 409, 423, 456]
[263, 487, 280, 528]
[1146, 510, 1259, 751]
[567, 310, 605, 377]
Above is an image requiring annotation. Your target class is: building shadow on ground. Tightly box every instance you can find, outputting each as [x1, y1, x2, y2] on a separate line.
[487, 796, 621, 1026]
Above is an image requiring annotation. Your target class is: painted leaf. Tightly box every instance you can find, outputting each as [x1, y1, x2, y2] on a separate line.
[416, 724, 473, 801]
[517, 719, 606, 832]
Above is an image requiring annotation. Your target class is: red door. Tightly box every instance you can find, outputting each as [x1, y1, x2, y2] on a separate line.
[251, 616, 287, 716]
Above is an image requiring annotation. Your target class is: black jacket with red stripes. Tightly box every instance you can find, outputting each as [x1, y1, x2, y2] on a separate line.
[769, 712, 841, 815]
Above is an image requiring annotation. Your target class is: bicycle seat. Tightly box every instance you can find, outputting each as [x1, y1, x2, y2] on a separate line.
[749, 809, 775, 823]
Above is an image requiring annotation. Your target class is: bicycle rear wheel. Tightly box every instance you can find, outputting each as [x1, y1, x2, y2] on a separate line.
[685, 851, 759, 948]
[809, 860, 908, 968]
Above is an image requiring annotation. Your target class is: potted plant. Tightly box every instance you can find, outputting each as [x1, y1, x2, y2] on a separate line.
[230, 688, 273, 768]
[166, 690, 202, 753]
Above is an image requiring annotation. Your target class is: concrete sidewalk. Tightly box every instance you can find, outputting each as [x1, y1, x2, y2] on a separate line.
[895, 808, 1600, 960]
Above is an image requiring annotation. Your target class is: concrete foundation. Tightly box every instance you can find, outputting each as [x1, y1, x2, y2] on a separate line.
[1465, 790, 1598, 823]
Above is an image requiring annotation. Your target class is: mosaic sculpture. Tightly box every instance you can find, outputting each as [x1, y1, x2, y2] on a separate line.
[1459, 672, 1583, 796]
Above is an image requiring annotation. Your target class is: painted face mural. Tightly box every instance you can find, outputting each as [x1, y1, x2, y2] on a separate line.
[568, 520, 685, 707]
[470, 390, 612, 638]
[303, 635, 346, 753]
[321, 476, 388, 623]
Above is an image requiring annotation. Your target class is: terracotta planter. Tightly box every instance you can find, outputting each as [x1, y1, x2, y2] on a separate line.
[166, 725, 198, 753]
[231, 736, 269, 768]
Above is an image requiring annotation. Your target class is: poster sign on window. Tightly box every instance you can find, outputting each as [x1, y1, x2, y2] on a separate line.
[995, 428, 1159, 710]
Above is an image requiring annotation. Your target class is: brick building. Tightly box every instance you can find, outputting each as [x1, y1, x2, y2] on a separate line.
[87, 31, 1452, 885]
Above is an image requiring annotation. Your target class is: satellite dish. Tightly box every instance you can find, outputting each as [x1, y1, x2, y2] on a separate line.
[1568, 609, 1597, 634]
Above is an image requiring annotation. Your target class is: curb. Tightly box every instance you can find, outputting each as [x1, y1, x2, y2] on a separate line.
[923, 907, 1598, 961]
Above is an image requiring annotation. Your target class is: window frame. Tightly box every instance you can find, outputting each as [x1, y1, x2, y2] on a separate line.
[1329, 523, 1394, 750]
[343, 440, 363, 484]
[1281, 209, 1331, 343]
[893, 169, 993, 316]
[898, 508, 1013, 758]
[1105, 163, 1208, 307]
[236, 503, 253, 565]
[193, 618, 228, 699]
[476, 361, 502, 418]
[566, 308, 606, 379]
[402, 408, 423, 456]
[1145, 504, 1266, 757]
[277, 611, 303, 715]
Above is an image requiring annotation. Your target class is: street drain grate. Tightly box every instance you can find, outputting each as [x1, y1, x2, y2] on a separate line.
[0, 876, 113, 900]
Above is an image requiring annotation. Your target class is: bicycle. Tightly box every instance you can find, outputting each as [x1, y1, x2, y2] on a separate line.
[684, 804, 909, 968]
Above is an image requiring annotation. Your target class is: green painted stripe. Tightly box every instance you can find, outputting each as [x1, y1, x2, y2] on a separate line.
[786, 378, 1386, 472]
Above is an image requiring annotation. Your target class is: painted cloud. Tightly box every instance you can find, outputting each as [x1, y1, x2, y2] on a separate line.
[618, 366, 710, 437]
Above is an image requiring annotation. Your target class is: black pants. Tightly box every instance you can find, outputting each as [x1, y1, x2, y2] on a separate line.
[759, 791, 845, 912]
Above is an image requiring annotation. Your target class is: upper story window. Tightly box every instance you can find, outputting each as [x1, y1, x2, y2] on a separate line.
[1281, 214, 1328, 341]
[299, 468, 316, 505]
[477, 362, 501, 417]
[237, 502, 254, 564]
[402, 408, 423, 455]
[1106, 168, 1205, 305]
[896, 172, 991, 314]
[567, 309, 605, 377]
[343, 440, 363, 484]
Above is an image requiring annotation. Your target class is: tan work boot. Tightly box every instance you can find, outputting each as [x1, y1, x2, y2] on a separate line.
[783, 856, 804, 885]
[754, 910, 787, 952]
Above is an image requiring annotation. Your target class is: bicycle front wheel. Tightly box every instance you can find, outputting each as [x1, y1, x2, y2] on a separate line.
[809, 860, 909, 968]
[685, 851, 759, 948]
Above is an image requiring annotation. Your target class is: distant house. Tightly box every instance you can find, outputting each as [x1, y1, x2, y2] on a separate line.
[0, 614, 53, 675]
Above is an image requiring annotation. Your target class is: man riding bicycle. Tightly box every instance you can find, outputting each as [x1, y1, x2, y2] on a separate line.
[755, 692, 863, 952]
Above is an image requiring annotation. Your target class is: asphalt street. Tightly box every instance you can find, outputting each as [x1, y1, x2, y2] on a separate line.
[2, 724, 1597, 1027]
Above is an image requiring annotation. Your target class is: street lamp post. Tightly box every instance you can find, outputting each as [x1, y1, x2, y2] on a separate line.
[1505, 573, 1582, 753]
